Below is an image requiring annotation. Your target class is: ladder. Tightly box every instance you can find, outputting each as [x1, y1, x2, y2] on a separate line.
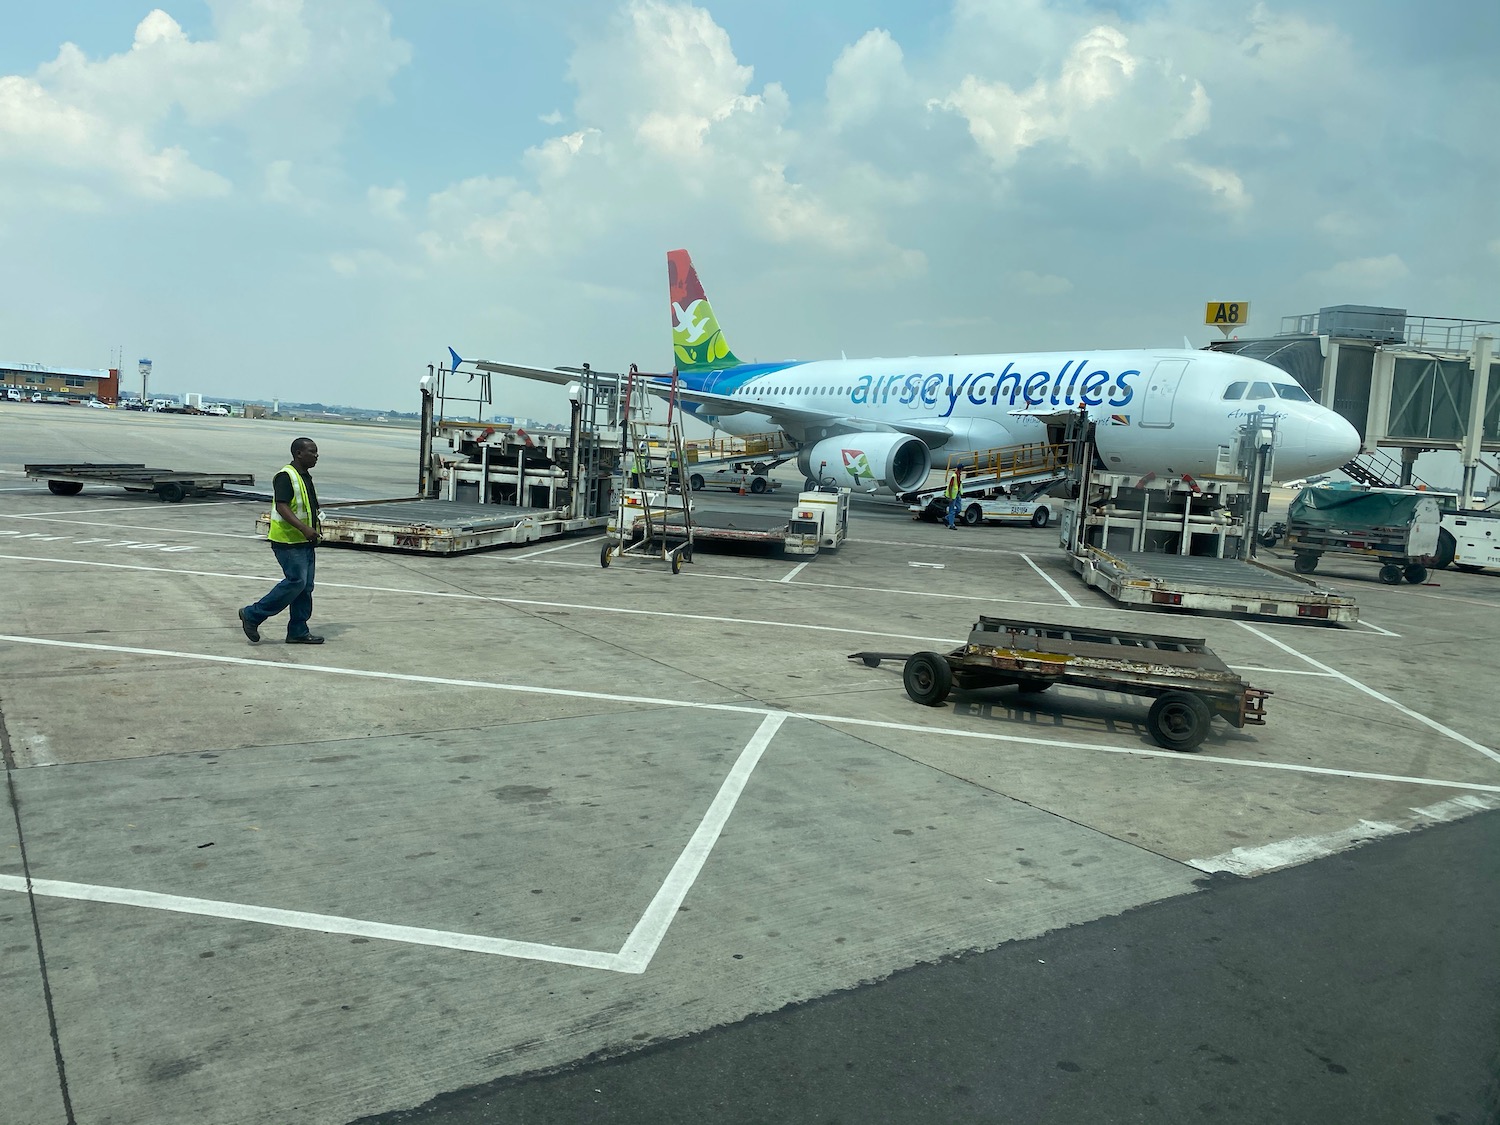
[601, 367, 695, 574]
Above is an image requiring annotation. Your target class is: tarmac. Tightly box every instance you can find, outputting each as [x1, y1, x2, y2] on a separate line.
[2, 404, 1497, 1125]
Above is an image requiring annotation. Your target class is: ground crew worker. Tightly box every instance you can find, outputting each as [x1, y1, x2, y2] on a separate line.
[667, 446, 681, 485]
[945, 465, 964, 530]
[239, 437, 324, 644]
[630, 442, 648, 487]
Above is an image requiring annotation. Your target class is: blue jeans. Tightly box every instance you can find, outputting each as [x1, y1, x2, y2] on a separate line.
[946, 497, 962, 528]
[244, 542, 316, 639]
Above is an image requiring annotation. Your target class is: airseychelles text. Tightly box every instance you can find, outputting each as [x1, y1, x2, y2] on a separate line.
[847, 360, 1139, 418]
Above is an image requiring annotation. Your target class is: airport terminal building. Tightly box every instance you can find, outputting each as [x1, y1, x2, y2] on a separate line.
[0, 361, 119, 404]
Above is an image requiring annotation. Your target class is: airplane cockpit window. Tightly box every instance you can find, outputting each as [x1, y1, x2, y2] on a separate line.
[1247, 381, 1274, 399]
[1222, 381, 1248, 400]
[1273, 383, 1312, 401]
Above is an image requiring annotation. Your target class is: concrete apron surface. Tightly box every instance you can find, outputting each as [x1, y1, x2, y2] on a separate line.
[2, 412, 1499, 1123]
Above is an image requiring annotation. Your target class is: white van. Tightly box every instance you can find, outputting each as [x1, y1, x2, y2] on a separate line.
[3, 388, 21, 402]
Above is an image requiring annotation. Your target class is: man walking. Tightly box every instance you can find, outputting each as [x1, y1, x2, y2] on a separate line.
[944, 465, 964, 530]
[239, 437, 324, 645]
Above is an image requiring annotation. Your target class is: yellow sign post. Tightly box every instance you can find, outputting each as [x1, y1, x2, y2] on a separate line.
[1205, 301, 1250, 338]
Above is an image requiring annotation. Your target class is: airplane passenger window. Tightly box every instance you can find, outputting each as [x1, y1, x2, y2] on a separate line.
[1222, 382, 1248, 400]
[1274, 383, 1312, 401]
[1247, 381, 1274, 399]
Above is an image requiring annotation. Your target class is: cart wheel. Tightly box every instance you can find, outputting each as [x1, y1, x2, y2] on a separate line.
[1258, 529, 1280, 547]
[1015, 678, 1052, 694]
[689, 473, 705, 491]
[860, 655, 882, 668]
[47, 480, 83, 496]
[902, 652, 953, 706]
[681, 544, 694, 563]
[750, 476, 768, 494]
[157, 482, 186, 503]
[1146, 692, 1212, 751]
[1403, 564, 1428, 584]
[1030, 506, 1050, 528]
[1293, 552, 1318, 574]
[671, 551, 683, 575]
[963, 504, 982, 526]
[1378, 562, 1403, 585]
[600, 542, 615, 568]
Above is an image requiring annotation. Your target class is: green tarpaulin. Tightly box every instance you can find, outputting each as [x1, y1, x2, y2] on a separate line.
[1288, 488, 1424, 530]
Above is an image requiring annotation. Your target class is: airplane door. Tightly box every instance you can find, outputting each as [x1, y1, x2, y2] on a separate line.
[1139, 360, 1189, 427]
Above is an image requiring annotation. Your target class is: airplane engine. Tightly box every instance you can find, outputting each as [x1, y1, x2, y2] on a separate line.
[799, 433, 931, 494]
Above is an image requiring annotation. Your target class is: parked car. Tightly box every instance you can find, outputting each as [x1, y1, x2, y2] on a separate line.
[85, 399, 110, 409]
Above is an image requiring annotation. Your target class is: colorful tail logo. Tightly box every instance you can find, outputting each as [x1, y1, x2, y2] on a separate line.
[669, 248, 740, 371]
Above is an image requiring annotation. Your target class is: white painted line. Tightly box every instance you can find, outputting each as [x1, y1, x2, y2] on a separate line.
[778, 561, 812, 583]
[617, 713, 785, 972]
[1238, 621, 1500, 766]
[1021, 553, 1081, 608]
[1187, 820, 1404, 876]
[0, 512, 260, 539]
[1356, 619, 1401, 637]
[1226, 666, 1337, 678]
[0, 872, 627, 971]
[0, 711, 787, 973]
[1407, 793, 1500, 822]
[853, 536, 1027, 556]
[5, 634, 1498, 795]
[0, 505, 165, 516]
[1188, 793, 1500, 876]
[509, 537, 598, 560]
[908, 561, 945, 569]
[0, 555, 968, 648]
[1409, 589, 1500, 611]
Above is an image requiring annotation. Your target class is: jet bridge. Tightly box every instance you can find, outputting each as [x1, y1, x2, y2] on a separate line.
[1212, 309, 1499, 499]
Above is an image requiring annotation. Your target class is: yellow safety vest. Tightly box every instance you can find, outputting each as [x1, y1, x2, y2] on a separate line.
[945, 473, 961, 499]
[268, 465, 315, 543]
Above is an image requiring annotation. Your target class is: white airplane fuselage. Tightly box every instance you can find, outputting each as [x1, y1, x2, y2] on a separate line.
[682, 348, 1360, 488]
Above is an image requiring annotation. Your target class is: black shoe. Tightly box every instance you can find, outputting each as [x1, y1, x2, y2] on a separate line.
[238, 607, 260, 643]
[285, 634, 325, 645]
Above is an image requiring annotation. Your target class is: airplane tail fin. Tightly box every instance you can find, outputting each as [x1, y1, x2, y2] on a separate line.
[668, 248, 741, 372]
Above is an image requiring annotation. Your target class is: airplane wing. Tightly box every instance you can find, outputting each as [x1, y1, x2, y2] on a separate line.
[472, 360, 584, 387]
[655, 379, 957, 447]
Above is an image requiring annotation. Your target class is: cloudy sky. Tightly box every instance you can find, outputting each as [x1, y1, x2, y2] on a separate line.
[2, 0, 1496, 417]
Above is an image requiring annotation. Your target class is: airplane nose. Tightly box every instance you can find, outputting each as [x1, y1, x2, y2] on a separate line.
[1297, 409, 1361, 475]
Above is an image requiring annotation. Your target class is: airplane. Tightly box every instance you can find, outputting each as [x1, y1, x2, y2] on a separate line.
[476, 249, 1362, 494]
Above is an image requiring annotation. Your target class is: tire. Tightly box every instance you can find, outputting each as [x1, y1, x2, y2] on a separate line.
[1378, 562, 1404, 585]
[681, 544, 694, 563]
[963, 504, 982, 526]
[1403, 564, 1428, 584]
[902, 652, 953, 706]
[1146, 692, 1211, 752]
[1293, 552, 1318, 574]
[1015, 678, 1052, 694]
[600, 542, 615, 568]
[689, 474, 705, 491]
[47, 480, 84, 496]
[750, 476, 768, 494]
[1030, 506, 1050, 528]
[1435, 530, 1455, 569]
[157, 482, 186, 503]
[671, 551, 683, 575]
[1258, 530, 1280, 547]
